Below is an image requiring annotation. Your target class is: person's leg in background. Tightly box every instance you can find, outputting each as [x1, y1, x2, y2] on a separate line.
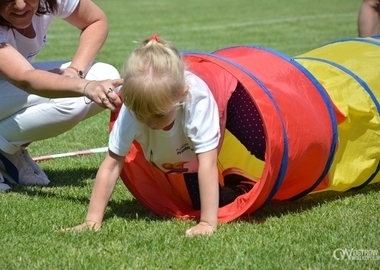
[184, 172, 247, 210]
[225, 83, 266, 161]
[358, 0, 380, 37]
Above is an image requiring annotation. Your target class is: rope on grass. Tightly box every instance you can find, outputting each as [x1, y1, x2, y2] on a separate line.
[32, 147, 108, 162]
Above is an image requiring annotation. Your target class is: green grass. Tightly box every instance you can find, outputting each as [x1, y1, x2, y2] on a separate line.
[1, 0, 380, 269]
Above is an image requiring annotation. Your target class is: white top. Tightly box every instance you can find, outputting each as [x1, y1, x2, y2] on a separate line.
[109, 71, 220, 173]
[0, 0, 79, 62]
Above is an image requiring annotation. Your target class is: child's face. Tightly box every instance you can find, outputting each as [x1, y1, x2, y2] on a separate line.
[135, 106, 179, 131]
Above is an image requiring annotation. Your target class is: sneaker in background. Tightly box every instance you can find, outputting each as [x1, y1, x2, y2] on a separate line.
[21, 149, 49, 180]
[224, 173, 255, 195]
[0, 172, 11, 191]
[236, 180, 255, 194]
[219, 174, 256, 206]
[0, 148, 50, 186]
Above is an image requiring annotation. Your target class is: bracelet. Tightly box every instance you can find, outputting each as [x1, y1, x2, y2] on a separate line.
[68, 66, 85, 78]
[83, 80, 95, 104]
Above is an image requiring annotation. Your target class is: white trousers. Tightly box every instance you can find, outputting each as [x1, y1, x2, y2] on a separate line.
[0, 61, 120, 154]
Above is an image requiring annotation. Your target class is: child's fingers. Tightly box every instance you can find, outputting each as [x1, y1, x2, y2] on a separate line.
[60, 222, 100, 232]
[185, 224, 214, 236]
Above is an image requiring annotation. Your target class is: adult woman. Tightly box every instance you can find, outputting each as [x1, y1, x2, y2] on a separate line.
[0, 0, 123, 190]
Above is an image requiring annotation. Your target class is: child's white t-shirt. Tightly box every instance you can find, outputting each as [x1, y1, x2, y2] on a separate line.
[0, 0, 79, 62]
[109, 71, 220, 173]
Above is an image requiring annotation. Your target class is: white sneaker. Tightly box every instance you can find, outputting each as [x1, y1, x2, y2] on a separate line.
[21, 149, 49, 180]
[0, 148, 50, 186]
[0, 172, 11, 191]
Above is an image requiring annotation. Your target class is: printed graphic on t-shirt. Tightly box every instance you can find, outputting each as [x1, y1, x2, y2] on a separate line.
[176, 143, 192, 155]
[149, 143, 195, 174]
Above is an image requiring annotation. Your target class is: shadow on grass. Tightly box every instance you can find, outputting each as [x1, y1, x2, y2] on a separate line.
[6, 167, 99, 188]
[7, 167, 164, 222]
[7, 167, 380, 224]
[106, 181, 380, 225]
[105, 198, 165, 222]
[240, 182, 380, 224]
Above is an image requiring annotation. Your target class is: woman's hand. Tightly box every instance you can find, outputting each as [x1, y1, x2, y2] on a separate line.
[83, 79, 123, 111]
[48, 67, 80, 78]
[185, 221, 216, 236]
[47, 68, 123, 111]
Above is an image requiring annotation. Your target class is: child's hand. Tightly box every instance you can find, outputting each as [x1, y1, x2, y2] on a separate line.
[62, 220, 101, 232]
[185, 221, 216, 236]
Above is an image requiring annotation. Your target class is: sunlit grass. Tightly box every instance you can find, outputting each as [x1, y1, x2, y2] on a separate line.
[1, 0, 378, 269]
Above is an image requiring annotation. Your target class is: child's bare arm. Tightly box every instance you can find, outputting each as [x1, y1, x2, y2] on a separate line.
[186, 148, 219, 236]
[65, 150, 125, 231]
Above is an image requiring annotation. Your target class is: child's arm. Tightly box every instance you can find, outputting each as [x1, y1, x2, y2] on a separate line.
[186, 148, 219, 236]
[65, 150, 125, 231]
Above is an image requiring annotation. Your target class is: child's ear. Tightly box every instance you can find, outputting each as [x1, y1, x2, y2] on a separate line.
[180, 85, 189, 99]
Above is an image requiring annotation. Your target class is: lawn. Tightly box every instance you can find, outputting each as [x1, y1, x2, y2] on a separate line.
[1, 0, 379, 269]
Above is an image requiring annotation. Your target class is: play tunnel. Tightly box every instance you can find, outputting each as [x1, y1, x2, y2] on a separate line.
[110, 36, 380, 222]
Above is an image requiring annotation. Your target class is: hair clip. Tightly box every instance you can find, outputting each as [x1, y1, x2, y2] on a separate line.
[149, 33, 160, 42]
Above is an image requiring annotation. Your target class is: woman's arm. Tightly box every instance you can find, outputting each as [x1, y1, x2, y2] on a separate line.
[0, 43, 122, 110]
[62, 0, 109, 77]
[186, 148, 219, 236]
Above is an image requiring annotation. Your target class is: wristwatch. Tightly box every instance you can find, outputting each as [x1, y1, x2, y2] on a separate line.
[68, 66, 85, 79]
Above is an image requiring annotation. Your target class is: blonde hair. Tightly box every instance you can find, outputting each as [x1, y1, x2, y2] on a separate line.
[121, 35, 187, 119]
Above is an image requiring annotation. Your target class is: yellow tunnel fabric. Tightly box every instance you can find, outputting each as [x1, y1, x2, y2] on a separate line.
[295, 38, 380, 191]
